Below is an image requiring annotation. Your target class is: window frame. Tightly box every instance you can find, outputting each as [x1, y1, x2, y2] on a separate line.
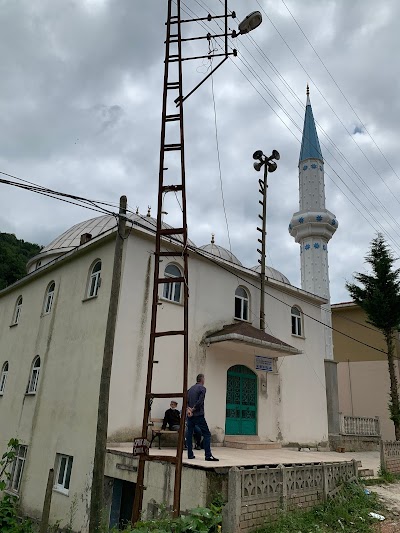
[291, 306, 303, 337]
[54, 454, 73, 495]
[87, 260, 102, 299]
[162, 264, 182, 304]
[9, 445, 27, 494]
[12, 296, 23, 325]
[234, 286, 250, 321]
[0, 361, 8, 395]
[27, 356, 41, 395]
[43, 282, 55, 316]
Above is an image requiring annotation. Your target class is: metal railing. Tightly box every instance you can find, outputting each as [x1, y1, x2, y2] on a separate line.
[339, 414, 380, 436]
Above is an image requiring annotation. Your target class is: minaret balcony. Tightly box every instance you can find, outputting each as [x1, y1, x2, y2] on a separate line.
[289, 209, 338, 243]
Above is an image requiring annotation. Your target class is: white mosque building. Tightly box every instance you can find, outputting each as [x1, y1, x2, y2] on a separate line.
[0, 90, 338, 530]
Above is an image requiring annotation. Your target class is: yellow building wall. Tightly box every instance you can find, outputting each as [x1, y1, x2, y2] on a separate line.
[332, 304, 400, 440]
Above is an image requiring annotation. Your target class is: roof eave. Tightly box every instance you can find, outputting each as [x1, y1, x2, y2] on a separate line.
[206, 332, 301, 356]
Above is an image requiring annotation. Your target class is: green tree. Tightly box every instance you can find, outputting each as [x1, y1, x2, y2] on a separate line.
[0, 233, 41, 290]
[346, 234, 400, 440]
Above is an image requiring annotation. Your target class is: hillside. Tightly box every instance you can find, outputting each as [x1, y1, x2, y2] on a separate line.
[0, 233, 42, 290]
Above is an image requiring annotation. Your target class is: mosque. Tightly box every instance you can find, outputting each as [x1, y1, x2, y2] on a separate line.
[0, 90, 339, 529]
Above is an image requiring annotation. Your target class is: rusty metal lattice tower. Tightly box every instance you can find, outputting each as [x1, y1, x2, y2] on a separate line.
[131, 0, 260, 523]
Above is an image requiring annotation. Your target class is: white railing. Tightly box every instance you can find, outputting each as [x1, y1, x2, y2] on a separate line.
[340, 414, 380, 436]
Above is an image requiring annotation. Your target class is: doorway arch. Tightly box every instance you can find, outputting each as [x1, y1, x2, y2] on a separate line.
[225, 365, 257, 435]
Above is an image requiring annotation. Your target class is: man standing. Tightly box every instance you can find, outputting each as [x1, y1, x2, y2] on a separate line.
[186, 374, 218, 461]
[162, 400, 181, 431]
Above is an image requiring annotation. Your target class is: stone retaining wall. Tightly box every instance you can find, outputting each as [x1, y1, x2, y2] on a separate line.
[222, 461, 358, 533]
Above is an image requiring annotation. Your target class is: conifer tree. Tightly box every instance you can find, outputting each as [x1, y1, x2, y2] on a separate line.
[346, 234, 400, 440]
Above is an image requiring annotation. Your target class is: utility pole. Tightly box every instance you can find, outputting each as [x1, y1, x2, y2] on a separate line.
[253, 150, 280, 331]
[131, 2, 263, 524]
[89, 195, 127, 533]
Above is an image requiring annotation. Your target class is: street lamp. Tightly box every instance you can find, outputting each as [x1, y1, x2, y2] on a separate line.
[253, 149, 280, 332]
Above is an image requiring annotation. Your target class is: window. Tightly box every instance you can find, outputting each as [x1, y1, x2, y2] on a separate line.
[9, 445, 27, 493]
[12, 296, 23, 325]
[87, 261, 101, 298]
[162, 264, 182, 303]
[27, 356, 40, 394]
[43, 282, 55, 315]
[291, 306, 303, 336]
[235, 287, 249, 321]
[0, 362, 8, 394]
[54, 454, 73, 495]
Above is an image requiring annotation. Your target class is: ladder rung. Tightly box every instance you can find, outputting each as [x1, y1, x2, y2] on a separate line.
[157, 277, 185, 284]
[159, 227, 185, 235]
[147, 393, 185, 398]
[161, 184, 183, 192]
[154, 330, 185, 338]
[169, 54, 179, 59]
[167, 82, 180, 89]
[165, 114, 180, 122]
[164, 143, 182, 151]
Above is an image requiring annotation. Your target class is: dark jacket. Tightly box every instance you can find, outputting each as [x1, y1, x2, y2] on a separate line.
[187, 383, 206, 417]
[162, 408, 181, 430]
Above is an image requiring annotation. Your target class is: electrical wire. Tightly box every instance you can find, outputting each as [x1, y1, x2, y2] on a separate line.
[254, 0, 400, 209]
[178, 1, 400, 255]
[280, 0, 400, 191]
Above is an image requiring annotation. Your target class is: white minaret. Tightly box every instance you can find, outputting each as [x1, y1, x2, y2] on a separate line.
[289, 86, 339, 437]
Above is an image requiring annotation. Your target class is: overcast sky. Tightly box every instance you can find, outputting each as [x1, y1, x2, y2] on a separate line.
[1, 0, 400, 303]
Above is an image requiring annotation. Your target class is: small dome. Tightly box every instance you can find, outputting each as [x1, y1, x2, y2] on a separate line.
[27, 213, 196, 272]
[199, 237, 242, 266]
[251, 264, 291, 285]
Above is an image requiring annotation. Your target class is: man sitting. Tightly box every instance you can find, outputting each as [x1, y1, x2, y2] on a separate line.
[161, 400, 181, 431]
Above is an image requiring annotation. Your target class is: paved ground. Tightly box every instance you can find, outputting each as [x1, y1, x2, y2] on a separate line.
[107, 444, 380, 473]
[370, 482, 400, 532]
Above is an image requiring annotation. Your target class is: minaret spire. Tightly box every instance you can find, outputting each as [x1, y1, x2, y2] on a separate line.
[289, 87, 340, 437]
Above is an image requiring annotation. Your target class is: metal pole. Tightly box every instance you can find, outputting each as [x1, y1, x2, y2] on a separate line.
[260, 164, 268, 331]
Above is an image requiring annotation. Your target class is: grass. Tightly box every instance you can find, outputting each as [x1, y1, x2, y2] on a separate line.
[255, 482, 385, 533]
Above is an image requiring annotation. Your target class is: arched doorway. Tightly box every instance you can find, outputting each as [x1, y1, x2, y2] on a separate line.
[225, 365, 257, 435]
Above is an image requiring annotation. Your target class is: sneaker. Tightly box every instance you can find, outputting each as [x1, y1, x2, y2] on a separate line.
[205, 456, 219, 462]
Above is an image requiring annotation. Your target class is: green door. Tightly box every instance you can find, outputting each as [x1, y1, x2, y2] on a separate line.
[225, 365, 257, 435]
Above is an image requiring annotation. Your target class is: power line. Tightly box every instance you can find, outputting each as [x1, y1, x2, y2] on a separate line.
[210, 57, 232, 253]
[280, 0, 400, 191]
[179, 1, 400, 254]
[131, 207, 389, 356]
[254, 0, 400, 210]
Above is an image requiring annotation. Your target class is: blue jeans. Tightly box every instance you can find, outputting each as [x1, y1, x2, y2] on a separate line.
[186, 415, 212, 458]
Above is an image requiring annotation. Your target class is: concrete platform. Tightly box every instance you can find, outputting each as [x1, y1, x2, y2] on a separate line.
[107, 443, 380, 474]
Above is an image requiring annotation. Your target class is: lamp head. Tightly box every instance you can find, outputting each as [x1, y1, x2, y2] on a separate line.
[238, 11, 262, 34]
[253, 161, 264, 172]
[267, 161, 278, 173]
[253, 150, 264, 160]
[271, 149, 280, 161]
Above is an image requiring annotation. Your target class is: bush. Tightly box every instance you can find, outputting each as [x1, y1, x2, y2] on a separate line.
[121, 503, 222, 533]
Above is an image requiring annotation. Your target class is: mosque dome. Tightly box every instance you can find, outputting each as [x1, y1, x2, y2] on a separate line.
[199, 235, 242, 266]
[251, 264, 291, 285]
[27, 211, 196, 272]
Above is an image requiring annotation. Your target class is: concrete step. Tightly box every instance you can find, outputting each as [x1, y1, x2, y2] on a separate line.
[358, 468, 374, 478]
[224, 435, 261, 443]
[224, 440, 282, 450]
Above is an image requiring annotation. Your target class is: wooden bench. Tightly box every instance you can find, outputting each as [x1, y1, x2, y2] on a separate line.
[149, 418, 179, 450]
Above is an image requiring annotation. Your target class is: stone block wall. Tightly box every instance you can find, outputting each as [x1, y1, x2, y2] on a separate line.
[223, 461, 358, 533]
[381, 441, 400, 475]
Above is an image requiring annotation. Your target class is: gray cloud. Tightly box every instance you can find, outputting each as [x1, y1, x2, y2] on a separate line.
[1, 0, 400, 304]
